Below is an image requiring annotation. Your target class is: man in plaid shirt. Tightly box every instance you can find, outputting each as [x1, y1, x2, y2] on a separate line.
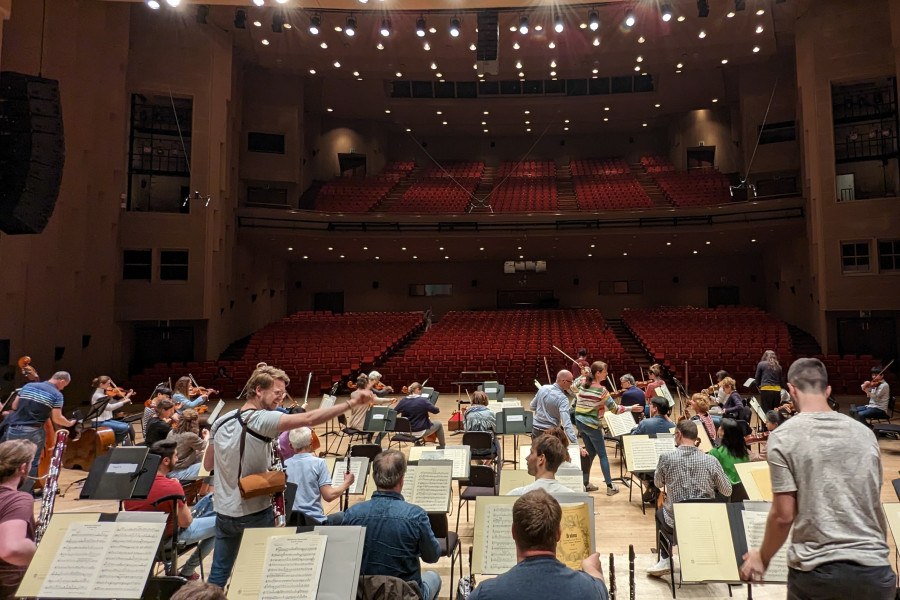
[648, 419, 731, 576]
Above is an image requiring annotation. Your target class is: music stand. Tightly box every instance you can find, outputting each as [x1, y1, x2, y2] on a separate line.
[496, 408, 533, 468]
[82, 397, 111, 429]
[363, 406, 397, 432]
[75, 446, 160, 509]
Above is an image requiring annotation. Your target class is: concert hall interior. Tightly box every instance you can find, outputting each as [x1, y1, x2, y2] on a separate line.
[1, 0, 900, 597]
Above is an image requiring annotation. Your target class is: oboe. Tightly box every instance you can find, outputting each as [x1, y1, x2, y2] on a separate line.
[629, 544, 635, 600]
[35, 430, 69, 544]
[609, 553, 616, 600]
[271, 438, 287, 527]
[343, 455, 351, 511]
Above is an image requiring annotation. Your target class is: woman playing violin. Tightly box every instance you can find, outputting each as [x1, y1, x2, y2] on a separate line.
[90, 376, 135, 445]
[145, 398, 176, 446]
[643, 364, 666, 401]
[173, 377, 208, 412]
[367, 371, 393, 397]
[142, 386, 174, 437]
[689, 392, 718, 445]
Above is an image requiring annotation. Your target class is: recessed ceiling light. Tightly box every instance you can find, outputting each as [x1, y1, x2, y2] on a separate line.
[288, 247, 293, 251]
[563, 126, 568, 130]
[634, 66, 640, 71]
[550, 71, 556, 76]
[726, 11, 735, 18]
[302, 255, 308, 259]
[564, 119, 570, 123]
[509, 25, 517, 32]
[253, 21, 262, 27]
[693, 250, 698, 254]
[473, 63, 478, 69]
[429, 27, 436, 33]
[604, 106, 609, 111]
[405, 128, 411, 132]
[334, 25, 342, 31]
[580, 23, 587, 29]
[654, 103, 660, 107]
[756, 25, 764, 33]
[517, 246, 522, 250]
[642, 123, 647, 127]
[478, 73, 484, 78]
[413, 255, 417, 259]
[592, 38, 600, 46]
[309, 69, 316, 74]
[483, 129, 488, 133]
[436, 72, 442, 77]
[623, 252, 628, 256]
[638, 36, 645, 43]
[442, 121, 448, 125]
[357, 78, 363, 81]
[484, 110, 489, 115]
[698, 30, 706, 38]
[513, 42, 520, 49]
[524, 110, 530, 114]
[535, 24, 543, 31]
[479, 247, 485, 251]
[705, 241, 711, 245]
[603, 117, 608, 121]
[437, 110, 443, 115]
[377, 43, 384, 50]
[395, 71, 402, 77]
[515, 60, 523, 69]
[526, 127, 531, 132]
[481, 121, 487, 125]
[712, 98, 718, 102]
[470, 43, 476, 51]
[751, 238, 757, 243]
[327, 247, 333, 250]
[519, 71, 525, 77]
[677, 15, 685, 21]
[636, 56, 643, 62]
[548, 41, 556, 48]
[721, 58, 728, 64]
[525, 120, 530, 124]
[333, 61, 341, 68]
[375, 256, 380, 260]
[550, 60, 557, 68]
[401, 247, 407, 251]
[339, 254, 345, 258]
[587, 253, 592, 257]
[431, 62, 437, 69]
[756, 9, 765, 15]
[753, 46, 760, 53]
[676, 62, 684, 68]
[666, 242, 671, 246]
[261, 39, 270, 45]
[326, 107, 333, 112]
[384, 109, 391, 114]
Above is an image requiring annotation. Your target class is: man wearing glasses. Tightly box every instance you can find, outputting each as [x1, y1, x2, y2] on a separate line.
[530, 370, 577, 444]
[204, 365, 374, 587]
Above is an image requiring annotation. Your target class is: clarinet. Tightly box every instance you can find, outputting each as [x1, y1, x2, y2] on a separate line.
[343, 455, 351, 511]
[35, 430, 69, 544]
[628, 544, 635, 600]
[609, 553, 616, 600]
[270, 438, 287, 527]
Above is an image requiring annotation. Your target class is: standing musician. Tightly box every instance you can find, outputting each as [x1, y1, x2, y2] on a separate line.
[204, 364, 373, 587]
[573, 362, 619, 495]
[0, 372, 75, 491]
[852, 366, 891, 424]
[571, 348, 590, 376]
[531, 370, 577, 444]
[90, 376, 135, 445]
[0, 439, 38, 599]
[754, 350, 784, 412]
[173, 376, 208, 413]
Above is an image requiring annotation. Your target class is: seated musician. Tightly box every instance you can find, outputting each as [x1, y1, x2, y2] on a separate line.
[145, 398, 176, 446]
[629, 397, 673, 435]
[688, 392, 718, 444]
[617, 374, 647, 412]
[753, 410, 785, 462]
[720, 377, 745, 420]
[507, 433, 575, 497]
[648, 420, 731, 577]
[469, 489, 609, 600]
[283, 427, 354, 525]
[776, 389, 797, 420]
[166, 408, 208, 482]
[346, 374, 396, 445]
[852, 366, 891, 424]
[0, 439, 39, 598]
[395, 383, 445, 448]
[0, 371, 76, 490]
[342, 450, 442, 600]
[643, 364, 666, 401]
[124, 440, 216, 580]
[708, 418, 752, 502]
[142, 385, 173, 435]
[368, 370, 394, 397]
[707, 370, 729, 415]
[174, 376, 208, 413]
[464, 391, 499, 463]
[90, 375, 135, 445]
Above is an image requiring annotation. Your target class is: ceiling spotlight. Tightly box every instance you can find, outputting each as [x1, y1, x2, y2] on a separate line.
[261, 39, 269, 45]
[320, 42, 328, 48]
[580, 23, 587, 29]
[358, 0, 367, 3]
[234, 9, 246, 29]
[624, 8, 636, 28]
[395, 71, 402, 77]
[353, 70, 360, 76]
[548, 41, 556, 48]
[380, 18, 392, 37]
[554, 14, 564, 33]
[450, 17, 461, 37]
[721, 58, 728, 64]
[712, 97, 718, 102]
[344, 16, 356, 37]
[726, 11, 735, 17]
[309, 69, 316, 74]
[326, 107, 333, 112]
[698, 30, 707, 38]
[752, 46, 760, 53]
[592, 37, 600, 46]
[756, 9, 765, 15]
[550, 59, 557, 68]
[431, 62, 437, 69]
[470, 43, 476, 51]
[165, 0, 180, 5]
[592, 68, 598, 74]
[589, 10, 600, 31]
[435, 72, 442, 77]
[423, 42, 430, 50]
[271, 12, 284, 33]
[333, 60, 341, 67]
[416, 16, 426, 37]
[515, 60, 523, 69]
[147, 0, 161, 9]
[661, 4, 673, 22]
[638, 35, 645, 43]
[697, 0, 709, 17]
[676, 62, 683, 68]
[252, 0, 263, 6]
[519, 16, 529, 35]
[253, 20, 262, 27]
[677, 15, 686, 21]
[550, 71, 556, 76]
[513, 42, 520, 49]
[309, 15, 320, 35]
[519, 71, 525, 77]
[755, 25, 764, 33]
[535, 24, 543, 31]
[636, 55, 643, 62]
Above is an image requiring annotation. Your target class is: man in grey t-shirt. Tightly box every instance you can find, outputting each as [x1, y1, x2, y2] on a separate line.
[740, 358, 894, 599]
[204, 365, 374, 587]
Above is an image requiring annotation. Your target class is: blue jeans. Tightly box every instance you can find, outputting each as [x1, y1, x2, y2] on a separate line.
[853, 406, 889, 423]
[98, 419, 133, 444]
[178, 494, 216, 576]
[575, 420, 613, 487]
[208, 506, 274, 587]
[2, 424, 45, 482]
[168, 462, 202, 482]
[420, 569, 441, 600]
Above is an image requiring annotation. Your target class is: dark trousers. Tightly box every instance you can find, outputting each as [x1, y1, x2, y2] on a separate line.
[208, 506, 274, 587]
[655, 507, 675, 559]
[787, 562, 895, 600]
[760, 390, 781, 412]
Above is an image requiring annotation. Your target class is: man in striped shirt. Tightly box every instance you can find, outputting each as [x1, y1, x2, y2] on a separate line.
[0, 372, 75, 490]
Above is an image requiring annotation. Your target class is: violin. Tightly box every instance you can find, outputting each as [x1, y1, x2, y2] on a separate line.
[745, 431, 770, 444]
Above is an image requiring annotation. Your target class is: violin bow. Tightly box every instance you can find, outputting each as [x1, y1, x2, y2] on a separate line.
[302, 372, 312, 409]
[544, 357, 552, 385]
[551, 344, 578, 364]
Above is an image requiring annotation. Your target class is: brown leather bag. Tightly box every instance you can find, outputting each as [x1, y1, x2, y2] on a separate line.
[235, 409, 287, 500]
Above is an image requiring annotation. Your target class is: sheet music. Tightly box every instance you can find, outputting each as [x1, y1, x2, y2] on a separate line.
[402, 465, 452, 512]
[749, 398, 767, 421]
[735, 462, 772, 501]
[478, 502, 517, 574]
[625, 436, 659, 472]
[674, 503, 740, 582]
[654, 435, 675, 457]
[198, 444, 214, 478]
[604, 411, 636, 437]
[259, 534, 327, 600]
[39, 521, 164, 599]
[741, 510, 788, 582]
[320, 394, 337, 409]
[227, 528, 295, 600]
[499, 470, 535, 495]
[331, 457, 367, 495]
[556, 471, 584, 494]
[556, 502, 592, 570]
[412, 446, 470, 479]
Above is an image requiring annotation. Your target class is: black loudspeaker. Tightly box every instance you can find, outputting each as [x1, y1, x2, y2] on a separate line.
[476, 11, 499, 61]
[0, 72, 65, 235]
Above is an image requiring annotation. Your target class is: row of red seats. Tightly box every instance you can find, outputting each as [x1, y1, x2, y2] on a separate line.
[652, 170, 731, 207]
[389, 177, 478, 212]
[421, 161, 484, 179]
[571, 158, 631, 176]
[574, 174, 654, 210]
[497, 160, 556, 178]
[640, 155, 675, 173]
[313, 178, 395, 212]
[490, 177, 558, 212]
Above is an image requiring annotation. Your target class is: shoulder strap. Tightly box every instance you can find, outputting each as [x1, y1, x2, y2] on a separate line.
[235, 409, 275, 482]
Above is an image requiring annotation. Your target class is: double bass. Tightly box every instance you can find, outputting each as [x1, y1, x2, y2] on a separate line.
[15, 357, 57, 491]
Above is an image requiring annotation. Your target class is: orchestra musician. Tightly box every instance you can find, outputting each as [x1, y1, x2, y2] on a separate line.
[145, 399, 177, 447]
[752, 410, 785, 462]
[395, 382, 446, 448]
[166, 408, 209, 483]
[706, 370, 729, 416]
[368, 370, 394, 396]
[90, 376, 135, 445]
[204, 365, 372, 587]
[754, 350, 784, 412]
[689, 392, 718, 444]
[283, 427, 353, 525]
[531, 370, 577, 443]
[174, 376, 208, 413]
[707, 418, 752, 502]
[643, 364, 666, 401]
[720, 377, 745, 420]
[851, 366, 891, 425]
[506, 434, 572, 497]
[616, 374, 647, 413]
[571, 348, 590, 376]
[142, 385, 174, 435]
[0, 439, 39, 599]
[573, 362, 620, 495]
[464, 391, 500, 465]
[467, 489, 609, 600]
[346, 374, 396, 444]
[0, 372, 75, 491]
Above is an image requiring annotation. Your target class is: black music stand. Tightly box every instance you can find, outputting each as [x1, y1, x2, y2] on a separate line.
[363, 406, 397, 432]
[496, 408, 533, 468]
[74, 446, 160, 509]
[82, 397, 111, 429]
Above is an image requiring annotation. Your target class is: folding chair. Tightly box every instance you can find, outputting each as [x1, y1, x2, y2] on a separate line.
[335, 413, 368, 455]
[461, 431, 497, 467]
[350, 443, 383, 462]
[388, 417, 418, 450]
[429, 513, 462, 600]
[455, 465, 497, 530]
[150, 493, 205, 581]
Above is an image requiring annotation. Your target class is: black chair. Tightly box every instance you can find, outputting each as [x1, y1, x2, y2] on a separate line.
[336, 413, 368, 455]
[461, 431, 496, 467]
[867, 396, 895, 425]
[350, 443, 383, 462]
[657, 497, 723, 598]
[142, 576, 187, 600]
[388, 417, 418, 450]
[892, 477, 900, 501]
[429, 513, 462, 600]
[455, 465, 497, 531]
[149, 493, 205, 581]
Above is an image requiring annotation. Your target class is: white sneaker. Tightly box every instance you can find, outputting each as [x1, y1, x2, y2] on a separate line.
[646, 558, 671, 577]
[606, 484, 620, 496]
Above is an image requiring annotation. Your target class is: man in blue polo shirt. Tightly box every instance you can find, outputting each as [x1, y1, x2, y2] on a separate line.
[0, 372, 76, 489]
[395, 383, 445, 447]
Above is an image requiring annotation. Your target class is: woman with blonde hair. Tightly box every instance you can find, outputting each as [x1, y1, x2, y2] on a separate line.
[166, 408, 209, 482]
[720, 377, 745, 420]
[754, 350, 783, 412]
[689, 392, 718, 444]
